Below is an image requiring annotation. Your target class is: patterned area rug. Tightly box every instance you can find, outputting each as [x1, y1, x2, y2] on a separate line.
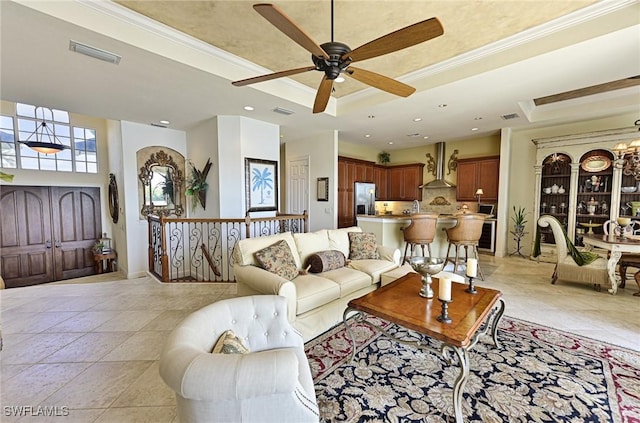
[305, 315, 640, 422]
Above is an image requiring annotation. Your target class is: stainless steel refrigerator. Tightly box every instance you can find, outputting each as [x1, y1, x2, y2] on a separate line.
[354, 182, 376, 216]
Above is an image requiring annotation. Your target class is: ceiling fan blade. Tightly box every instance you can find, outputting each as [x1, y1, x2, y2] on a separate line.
[313, 77, 334, 114]
[346, 67, 416, 97]
[344, 17, 444, 63]
[254, 3, 329, 59]
[232, 66, 316, 86]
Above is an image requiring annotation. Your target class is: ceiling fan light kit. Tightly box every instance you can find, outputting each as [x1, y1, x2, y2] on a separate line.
[232, 2, 444, 113]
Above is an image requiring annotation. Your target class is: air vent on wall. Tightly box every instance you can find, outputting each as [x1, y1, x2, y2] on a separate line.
[69, 40, 121, 65]
[273, 107, 294, 115]
[501, 113, 520, 120]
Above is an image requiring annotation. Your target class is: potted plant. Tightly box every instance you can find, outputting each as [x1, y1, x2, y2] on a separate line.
[510, 206, 529, 257]
[378, 151, 390, 165]
[186, 158, 212, 211]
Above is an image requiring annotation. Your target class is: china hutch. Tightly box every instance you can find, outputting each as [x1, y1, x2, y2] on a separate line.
[532, 125, 640, 261]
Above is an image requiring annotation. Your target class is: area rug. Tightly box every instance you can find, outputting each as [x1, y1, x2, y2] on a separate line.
[305, 315, 640, 422]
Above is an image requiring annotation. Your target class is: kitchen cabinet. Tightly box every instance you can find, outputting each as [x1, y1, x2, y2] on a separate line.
[338, 156, 377, 228]
[373, 165, 388, 200]
[456, 156, 500, 202]
[386, 163, 424, 201]
[532, 126, 639, 260]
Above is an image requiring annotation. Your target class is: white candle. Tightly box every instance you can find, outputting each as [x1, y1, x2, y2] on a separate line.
[439, 278, 452, 301]
[466, 258, 478, 277]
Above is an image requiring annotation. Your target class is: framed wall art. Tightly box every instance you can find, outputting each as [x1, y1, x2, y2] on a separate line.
[317, 177, 329, 201]
[245, 158, 278, 212]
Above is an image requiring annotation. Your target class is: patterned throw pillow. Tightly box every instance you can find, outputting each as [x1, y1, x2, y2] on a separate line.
[348, 232, 379, 260]
[254, 240, 299, 280]
[212, 330, 249, 354]
[306, 250, 346, 273]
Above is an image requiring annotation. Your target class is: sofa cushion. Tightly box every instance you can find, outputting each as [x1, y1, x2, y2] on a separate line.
[349, 259, 398, 284]
[318, 267, 372, 297]
[254, 240, 299, 280]
[348, 232, 380, 260]
[306, 250, 346, 273]
[235, 232, 301, 268]
[211, 330, 250, 354]
[327, 226, 362, 257]
[293, 230, 330, 265]
[292, 274, 341, 315]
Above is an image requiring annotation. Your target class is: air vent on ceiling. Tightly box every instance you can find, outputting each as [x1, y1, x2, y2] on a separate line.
[501, 113, 520, 120]
[273, 107, 294, 115]
[150, 123, 167, 128]
[69, 40, 121, 65]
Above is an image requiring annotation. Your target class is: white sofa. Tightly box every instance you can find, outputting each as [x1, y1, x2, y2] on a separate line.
[233, 227, 400, 341]
[159, 295, 318, 423]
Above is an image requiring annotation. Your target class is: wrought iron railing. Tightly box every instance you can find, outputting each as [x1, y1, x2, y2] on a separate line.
[148, 211, 308, 282]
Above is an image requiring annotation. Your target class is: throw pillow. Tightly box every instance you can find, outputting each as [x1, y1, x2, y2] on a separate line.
[254, 239, 299, 280]
[212, 330, 249, 354]
[348, 232, 379, 260]
[306, 250, 346, 273]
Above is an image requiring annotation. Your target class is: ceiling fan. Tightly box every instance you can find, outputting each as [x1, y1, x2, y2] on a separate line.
[232, 1, 444, 114]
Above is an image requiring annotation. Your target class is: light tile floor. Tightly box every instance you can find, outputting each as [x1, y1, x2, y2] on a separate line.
[1, 256, 638, 422]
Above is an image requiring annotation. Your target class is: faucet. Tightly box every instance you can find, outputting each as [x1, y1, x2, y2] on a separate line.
[412, 200, 420, 214]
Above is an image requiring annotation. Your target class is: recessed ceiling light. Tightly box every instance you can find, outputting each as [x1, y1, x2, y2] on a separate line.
[159, 120, 170, 125]
[413, 117, 422, 122]
[438, 104, 447, 108]
[388, 141, 394, 145]
[364, 134, 371, 138]
[244, 106, 254, 111]
[335, 76, 345, 83]
[423, 136, 429, 139]
[471, 127, 479, 131]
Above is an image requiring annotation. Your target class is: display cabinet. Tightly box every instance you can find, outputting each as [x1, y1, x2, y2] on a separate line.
[532, 126, 639, 261]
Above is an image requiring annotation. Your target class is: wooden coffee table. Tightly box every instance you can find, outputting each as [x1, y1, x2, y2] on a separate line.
[343, 272, 505, 423]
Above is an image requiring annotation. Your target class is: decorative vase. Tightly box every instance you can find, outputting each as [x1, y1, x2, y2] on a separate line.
[558, 185, 565, 194]
[551, 184, 559, 194]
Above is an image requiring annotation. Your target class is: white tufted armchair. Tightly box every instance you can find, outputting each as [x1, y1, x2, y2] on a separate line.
[159, 295, 319, 423]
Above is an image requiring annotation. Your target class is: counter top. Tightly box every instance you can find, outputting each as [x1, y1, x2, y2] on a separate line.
[356, 214, 495, 222]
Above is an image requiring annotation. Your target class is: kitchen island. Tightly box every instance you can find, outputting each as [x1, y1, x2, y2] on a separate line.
[356, 214, 458, 259]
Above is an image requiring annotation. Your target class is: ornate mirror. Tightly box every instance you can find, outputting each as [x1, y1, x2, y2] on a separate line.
[108, 173, 119, 223]
[138, 149, 185, 217]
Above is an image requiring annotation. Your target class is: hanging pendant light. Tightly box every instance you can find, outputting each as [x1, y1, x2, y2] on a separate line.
[18, 121, 69, 154]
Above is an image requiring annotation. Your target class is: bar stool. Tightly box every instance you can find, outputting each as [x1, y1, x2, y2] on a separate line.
[400, 213, 438, 263]
[444, 213, 486, 279]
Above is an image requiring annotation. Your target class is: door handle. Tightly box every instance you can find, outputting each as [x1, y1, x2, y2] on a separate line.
[45, 240, 52, 249]
[55, 239, 61, 248]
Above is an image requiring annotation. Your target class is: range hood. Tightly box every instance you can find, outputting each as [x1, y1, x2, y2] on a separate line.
[419, 142, 456, 189]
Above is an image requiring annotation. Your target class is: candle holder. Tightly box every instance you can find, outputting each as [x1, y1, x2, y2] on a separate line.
[465, 275, 477, 294]
[436, 299, 452, 324]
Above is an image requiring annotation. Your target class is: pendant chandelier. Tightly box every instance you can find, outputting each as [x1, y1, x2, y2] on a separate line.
[613, 120, 640, 180]
[18, 120, 69, 154]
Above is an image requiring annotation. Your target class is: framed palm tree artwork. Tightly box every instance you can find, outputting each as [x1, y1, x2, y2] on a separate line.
[245, 158, 278, 212]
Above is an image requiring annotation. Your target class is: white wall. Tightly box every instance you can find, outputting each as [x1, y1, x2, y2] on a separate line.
[186, 118, 219, 218]
[120, 121, 187, 278]
[215, 116, 280, 218]
[285, 130, 338, 231]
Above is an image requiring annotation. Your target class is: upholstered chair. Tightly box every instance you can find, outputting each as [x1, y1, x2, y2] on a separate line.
[537, 215, 609, 290]
[401, 213, 439, 263]
[444, 213, 486, 279]
[159, 295, 319, 423]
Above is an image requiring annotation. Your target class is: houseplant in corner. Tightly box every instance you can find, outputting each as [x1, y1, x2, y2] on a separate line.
[510, 206, 529, 257]
[186, 158, 212, 211]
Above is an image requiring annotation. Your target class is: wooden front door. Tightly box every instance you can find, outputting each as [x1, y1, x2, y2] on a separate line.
[0, 186, 101, 288]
